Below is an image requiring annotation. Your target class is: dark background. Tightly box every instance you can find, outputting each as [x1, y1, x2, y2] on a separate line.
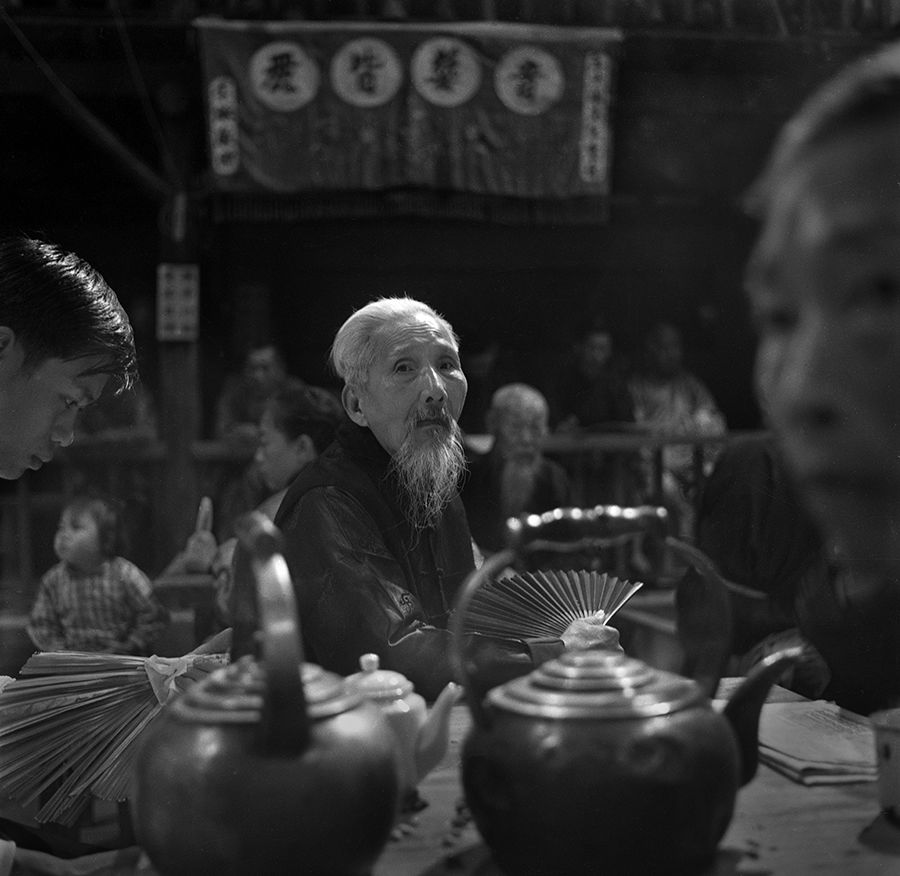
[1, 24, 884, 436]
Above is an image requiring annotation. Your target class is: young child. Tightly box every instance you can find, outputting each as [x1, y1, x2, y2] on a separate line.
[27, 495, 169, 655]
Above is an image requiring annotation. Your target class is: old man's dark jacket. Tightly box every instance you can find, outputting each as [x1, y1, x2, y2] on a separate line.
[231, 420, 561, 701]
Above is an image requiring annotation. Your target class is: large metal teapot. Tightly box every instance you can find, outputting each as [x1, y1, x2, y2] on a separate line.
[451, 506, 801, 876]
[131, 513, 400, 876]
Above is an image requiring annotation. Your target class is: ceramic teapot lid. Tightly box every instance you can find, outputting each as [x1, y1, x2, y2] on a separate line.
[171, 656, 361, 724]
[487, 650, 705, 719]
[346, 653, 414, 702]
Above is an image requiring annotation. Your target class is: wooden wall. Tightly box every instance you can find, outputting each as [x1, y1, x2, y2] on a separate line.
[0, 28, 886, 434]
[205, 33, 882, 431]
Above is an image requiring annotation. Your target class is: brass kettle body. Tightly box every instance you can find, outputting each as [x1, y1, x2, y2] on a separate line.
[451, 506, 801, 876]
[131, 513, 400, 876]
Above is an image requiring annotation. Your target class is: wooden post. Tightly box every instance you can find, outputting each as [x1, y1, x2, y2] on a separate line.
[156, 78, 203, 562]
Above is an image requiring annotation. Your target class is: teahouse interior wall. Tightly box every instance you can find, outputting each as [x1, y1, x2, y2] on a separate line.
[0, 5, 889, 583]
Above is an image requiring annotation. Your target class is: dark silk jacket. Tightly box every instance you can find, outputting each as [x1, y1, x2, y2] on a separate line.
[231, 420, 561, 701]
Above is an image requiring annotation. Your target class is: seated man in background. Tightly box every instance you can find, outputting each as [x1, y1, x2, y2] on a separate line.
[677, 433, 830, 698]
[734, 41, 900, 715]
[547, 320, 641, 513]
[233, 297, 619, 701]
[461, 383, 570, 556]
[549, 319, 634, 435]
[629, 320, 726, 539]
[213, 343, 294, 445]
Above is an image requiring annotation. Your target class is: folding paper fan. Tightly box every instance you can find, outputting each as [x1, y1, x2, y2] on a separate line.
[0, 648, 229, 826]
[462, 569, 643, 639]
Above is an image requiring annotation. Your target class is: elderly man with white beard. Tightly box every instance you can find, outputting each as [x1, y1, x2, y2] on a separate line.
[462, 383, 571, 557]
[230, 298, 619, 701]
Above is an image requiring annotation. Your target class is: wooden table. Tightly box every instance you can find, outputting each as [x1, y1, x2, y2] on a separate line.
[4, 705, 897, 875]
[151, 573, 217, 652]
[375, 705, 900, 876]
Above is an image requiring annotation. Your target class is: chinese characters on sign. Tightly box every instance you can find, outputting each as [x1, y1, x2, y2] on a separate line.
[208, 76, 239, 176]
[156, 264, 200, 342]
[579, 52, 612, 185]
[411, 37, 481, 107]
[196, 21, 620, 198]
[494, 46, 564, 115]
[250, 40, 319, 111]
[331, 38, 403, 107]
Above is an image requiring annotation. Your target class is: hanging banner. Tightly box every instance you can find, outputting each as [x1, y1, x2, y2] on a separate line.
[195, 19, 621, 200]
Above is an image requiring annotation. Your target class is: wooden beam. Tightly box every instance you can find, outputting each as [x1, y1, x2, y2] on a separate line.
[0, 7, 172, 201]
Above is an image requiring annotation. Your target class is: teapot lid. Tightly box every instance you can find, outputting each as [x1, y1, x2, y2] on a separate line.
[345, 653, 414, 702]
[487, 650, 705, 719]
[171, 656, 361, 724]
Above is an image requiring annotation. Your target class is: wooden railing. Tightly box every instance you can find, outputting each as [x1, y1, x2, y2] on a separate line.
[0, 429, 762, 613]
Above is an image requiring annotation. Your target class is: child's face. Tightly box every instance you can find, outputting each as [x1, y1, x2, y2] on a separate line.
[54, 508, 103, 572]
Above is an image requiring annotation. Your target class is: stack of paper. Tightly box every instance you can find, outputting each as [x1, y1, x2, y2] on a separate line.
[757, 700, 877, 785]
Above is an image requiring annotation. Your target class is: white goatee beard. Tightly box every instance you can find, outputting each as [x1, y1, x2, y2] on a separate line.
[500, 453, 540, 520]
[391, 419, 468, 532]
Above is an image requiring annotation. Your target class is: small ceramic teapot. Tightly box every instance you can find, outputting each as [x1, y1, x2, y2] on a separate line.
[450, 506, 802, 876]
[131, 513, 400, 876]
[346, 653, 461, 798]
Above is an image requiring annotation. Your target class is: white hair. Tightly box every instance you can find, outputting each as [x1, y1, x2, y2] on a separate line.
[490, 383, 548, 417]
[329, 297, 459, 391]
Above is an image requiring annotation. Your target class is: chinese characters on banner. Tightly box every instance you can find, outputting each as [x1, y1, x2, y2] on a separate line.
[156, 263, 200, 342]
[195, 20, 621, 199]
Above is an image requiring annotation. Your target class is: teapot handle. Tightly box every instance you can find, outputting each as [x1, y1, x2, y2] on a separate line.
[450, 548, 517, 731]
[234, 512, 310, 755]
[451, 505, 670, 730]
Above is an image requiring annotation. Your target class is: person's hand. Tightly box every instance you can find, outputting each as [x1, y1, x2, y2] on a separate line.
[184, 496, 218, 572]
[560, 612, 623, 652]
[183, 531, 218, 572]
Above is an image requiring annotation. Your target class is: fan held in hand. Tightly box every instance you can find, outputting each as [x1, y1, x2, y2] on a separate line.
[461, 569, 642, 640]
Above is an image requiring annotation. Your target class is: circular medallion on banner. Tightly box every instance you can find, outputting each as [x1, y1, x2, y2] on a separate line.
[494, 46, 564, 116]
[249, 41, 319, 112]
[330, 38, 403, 108]
[411, 37, 481, 108]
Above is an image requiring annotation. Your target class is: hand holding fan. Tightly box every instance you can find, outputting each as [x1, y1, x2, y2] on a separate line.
[461, 569, 643, 639]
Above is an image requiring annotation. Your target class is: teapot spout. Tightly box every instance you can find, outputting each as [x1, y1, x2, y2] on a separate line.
[723, 646, 804, 786]
[414, 682, 462, 782]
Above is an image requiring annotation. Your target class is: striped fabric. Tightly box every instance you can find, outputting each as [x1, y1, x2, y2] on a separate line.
[27, 557, 169, 656]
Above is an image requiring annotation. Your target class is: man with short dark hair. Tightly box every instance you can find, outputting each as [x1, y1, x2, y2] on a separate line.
[0, 235, 137, 479]
[214, 343, 292, 444]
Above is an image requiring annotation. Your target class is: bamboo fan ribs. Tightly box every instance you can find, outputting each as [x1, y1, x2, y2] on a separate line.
[462, 569, 643, 639]
[0, 650, 228, 826]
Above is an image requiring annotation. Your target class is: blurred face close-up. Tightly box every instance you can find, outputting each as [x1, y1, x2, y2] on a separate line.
[647, 325, 683, 377]
[54, 507, 104, 572]
[747, 119, 900, 574]
[0, 341, 108, 480]
[255, 407, 307, 492]
[495, 404, 548, 463]
[246, 347, 283, 394]
[349, 313, 468, 457]
[579, 332, 613, 377]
